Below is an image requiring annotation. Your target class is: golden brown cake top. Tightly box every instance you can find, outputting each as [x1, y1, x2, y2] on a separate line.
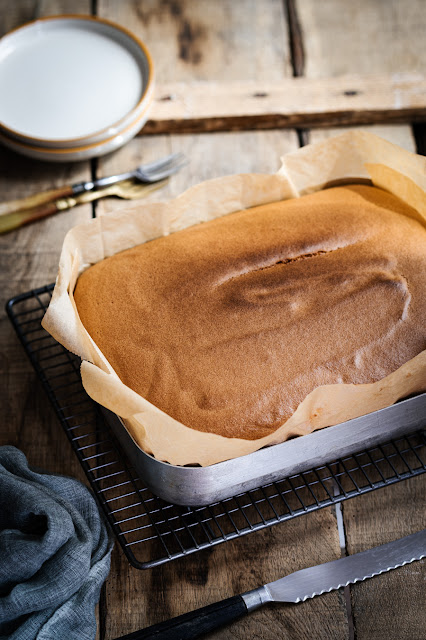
[74, 185, 426, 440]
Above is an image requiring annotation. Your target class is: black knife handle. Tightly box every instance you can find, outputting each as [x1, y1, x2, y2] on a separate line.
[114, 594, 248, 640]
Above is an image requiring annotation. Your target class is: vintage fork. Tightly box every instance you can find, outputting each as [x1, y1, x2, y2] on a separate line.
[71, 152, 187, 195]
[0, 152, 187, 218]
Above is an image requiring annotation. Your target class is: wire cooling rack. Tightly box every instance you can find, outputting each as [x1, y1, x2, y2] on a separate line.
[6, 284, 426, 569]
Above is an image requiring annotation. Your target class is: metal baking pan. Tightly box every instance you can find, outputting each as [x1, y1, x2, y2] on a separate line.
[102, 393, 426, 506]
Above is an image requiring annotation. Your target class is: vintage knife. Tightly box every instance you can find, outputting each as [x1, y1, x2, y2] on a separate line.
[0, 179, 168, 235]
[117, 529, 425, 640]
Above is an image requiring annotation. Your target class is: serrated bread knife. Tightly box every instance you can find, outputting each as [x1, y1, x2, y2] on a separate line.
[116, 529, 426, 640]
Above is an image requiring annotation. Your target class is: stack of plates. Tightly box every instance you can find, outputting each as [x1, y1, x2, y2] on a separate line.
[0, 15, 154, 162]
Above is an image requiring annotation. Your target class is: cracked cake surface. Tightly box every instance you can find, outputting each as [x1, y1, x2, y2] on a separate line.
[73, 185, 426, 440]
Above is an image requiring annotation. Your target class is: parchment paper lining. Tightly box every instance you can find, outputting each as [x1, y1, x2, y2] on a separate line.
[42, 132, 426, 466]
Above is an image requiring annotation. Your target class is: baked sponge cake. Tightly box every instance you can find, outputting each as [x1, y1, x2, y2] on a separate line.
[73, 185, 426, 441]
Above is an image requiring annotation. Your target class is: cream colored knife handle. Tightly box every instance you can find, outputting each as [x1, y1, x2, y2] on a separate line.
[0, 200, 70, 234]
[0, 186, 75, 217]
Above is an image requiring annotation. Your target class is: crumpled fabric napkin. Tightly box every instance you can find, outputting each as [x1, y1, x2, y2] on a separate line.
[0, 446, 113, 640]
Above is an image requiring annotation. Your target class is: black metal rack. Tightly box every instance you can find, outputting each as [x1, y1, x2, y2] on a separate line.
[6, 284, 426, 569]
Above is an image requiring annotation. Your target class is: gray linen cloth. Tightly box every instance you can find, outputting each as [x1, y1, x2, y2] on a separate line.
[0, 446, 113, 640]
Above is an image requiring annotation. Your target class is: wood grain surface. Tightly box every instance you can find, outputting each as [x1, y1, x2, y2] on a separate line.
[0, 0, 93, 471]
[98, 0, 292, 83]
[343, 479, 426, 640]
[0, 1, 424, 640]
[141, 74, 426, 134]
[297, 0, 426, 78]
[296, 0, 425, 149]
[0, 0, 99, 635]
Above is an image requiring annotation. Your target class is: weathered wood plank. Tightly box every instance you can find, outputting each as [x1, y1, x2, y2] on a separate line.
[297, 0, 425, 149]
[297, 0, 426, 79]
[138, 73, 426, 134]
[0, 0, 92, 467]
[0, 0, 94, 322]
[104, 511, 348, 640]
[0, 0, 99, 636]
[98, 0, 292, 83]
[297, 2, 425, 638]
[342, 478, 426, 640]
[0, 0, 93, 575]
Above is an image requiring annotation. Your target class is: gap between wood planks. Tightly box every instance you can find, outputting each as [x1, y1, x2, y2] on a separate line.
[334, 497, 356, 640]
[413, 122, 426, 156]
[285, 0, 308, 147]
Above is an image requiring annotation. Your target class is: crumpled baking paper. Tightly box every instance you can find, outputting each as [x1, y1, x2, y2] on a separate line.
[42, 131, 426, 466]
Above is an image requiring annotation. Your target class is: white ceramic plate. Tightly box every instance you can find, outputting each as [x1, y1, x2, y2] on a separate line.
[0, 99, 152, 162]
[0, 15, 154, 147]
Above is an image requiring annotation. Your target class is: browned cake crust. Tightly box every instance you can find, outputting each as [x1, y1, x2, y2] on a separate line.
[73, 185, 426, 440]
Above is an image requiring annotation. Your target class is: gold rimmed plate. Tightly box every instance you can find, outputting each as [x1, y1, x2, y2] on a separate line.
[0, 15, 154, 151]
[0, 98, 153, 162]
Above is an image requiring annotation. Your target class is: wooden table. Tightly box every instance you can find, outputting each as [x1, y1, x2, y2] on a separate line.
[1, 2, 425, 638]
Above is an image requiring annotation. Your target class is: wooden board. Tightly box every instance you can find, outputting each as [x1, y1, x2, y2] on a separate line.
[0, 0, 99, 636]
[88, 1, 426, 135]
[139, 73, 426, 134]
[98, 0, 292, 83]
[102, 511, 349, 640]
[297, 0, 426, 78]
[0, 0, 93, 458]
[296, 0, 425, 150]
[343, 479, 426, 640]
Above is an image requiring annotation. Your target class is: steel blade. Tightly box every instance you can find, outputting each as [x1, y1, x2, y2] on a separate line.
[265, 529, 426, 603]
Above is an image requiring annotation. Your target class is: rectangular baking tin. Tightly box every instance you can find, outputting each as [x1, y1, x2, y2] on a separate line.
[103, 393, 426, 506]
